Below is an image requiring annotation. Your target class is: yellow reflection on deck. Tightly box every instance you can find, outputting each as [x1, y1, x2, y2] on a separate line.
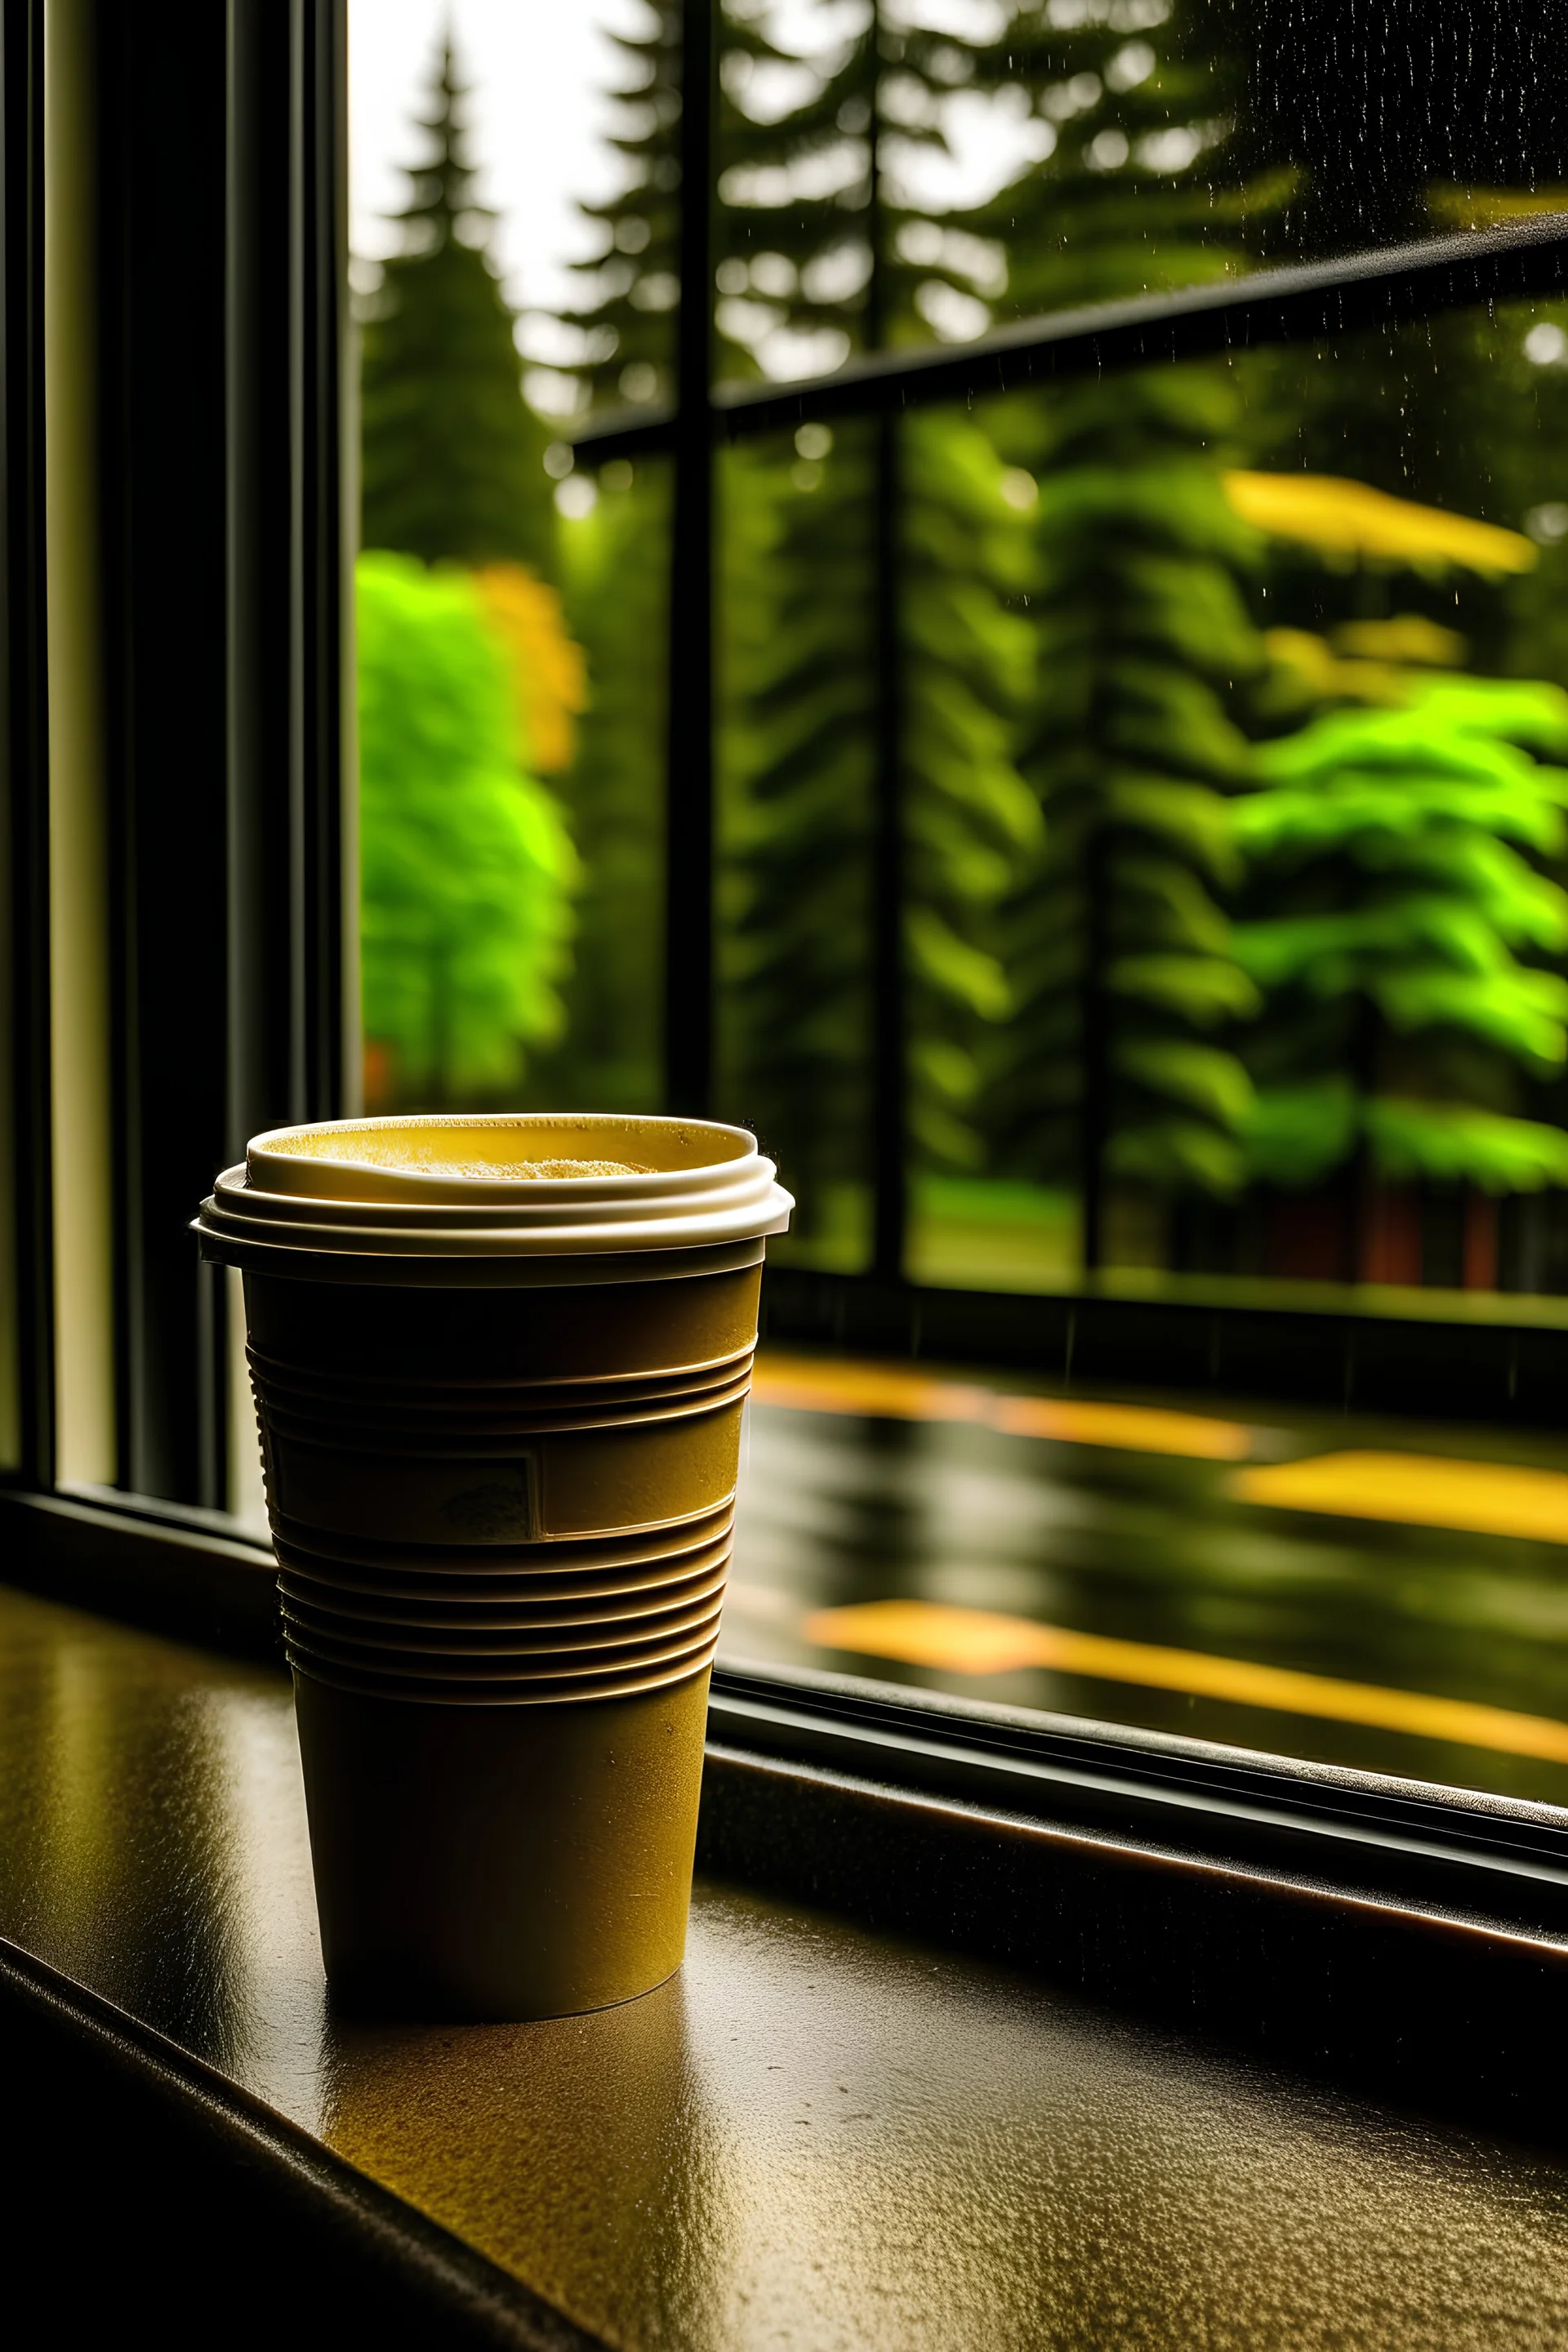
[1234, 1452, 1568, 1544]
[754, 1354, 1253, 1460]
[802, 1598, 1568, 1766]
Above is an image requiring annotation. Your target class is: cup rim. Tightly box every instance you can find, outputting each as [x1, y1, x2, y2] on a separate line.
[195, 1113, 793, 1263]
[249, 1111, 760, 1204]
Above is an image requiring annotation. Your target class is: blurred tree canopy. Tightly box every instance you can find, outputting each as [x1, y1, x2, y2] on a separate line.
[960, 2, 1281, 1243]
[1236, 632, 1568, 1195]
[359, 39, 557, 576]
[715, 1, 1040, 1252]
[547, 471, 670, 1115]
[354, 0, 1568, 1289]
[358, 554, 577, 1107]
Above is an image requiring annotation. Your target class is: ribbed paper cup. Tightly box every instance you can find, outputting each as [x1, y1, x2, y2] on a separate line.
[276, 1554, 732, 1633]
[269, 1499, 737, 1592]
[278, 1585, 728, 1664]
[194, 1112, 791, 2020]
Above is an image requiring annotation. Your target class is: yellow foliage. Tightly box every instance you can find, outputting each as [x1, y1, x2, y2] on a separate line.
[1224, 470, 1536, 577]
[1263, 629, 1406, 708]
[473, 562, 588, 774]
[1332, 615, 1467, 667]
[1428, 185, 1568, 231]
[1264, 614, 1470, 715]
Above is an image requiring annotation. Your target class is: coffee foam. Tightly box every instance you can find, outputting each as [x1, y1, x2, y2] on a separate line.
[272, 1142, 653, 1182]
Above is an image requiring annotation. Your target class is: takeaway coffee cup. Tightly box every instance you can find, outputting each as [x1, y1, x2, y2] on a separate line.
[194, 1113, 792, 2020]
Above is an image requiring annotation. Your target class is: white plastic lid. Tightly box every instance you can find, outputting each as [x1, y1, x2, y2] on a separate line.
[197, 1112, 794, 1259]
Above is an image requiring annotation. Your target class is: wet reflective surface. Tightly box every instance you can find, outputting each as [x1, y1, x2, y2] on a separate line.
[5, 1578, 1568, 2346]
[731, 1371, 1568, 1806]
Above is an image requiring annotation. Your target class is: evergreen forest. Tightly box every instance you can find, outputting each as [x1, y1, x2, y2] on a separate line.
[354, 2, 1568, 1300]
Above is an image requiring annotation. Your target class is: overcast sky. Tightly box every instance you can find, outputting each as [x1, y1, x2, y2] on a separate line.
[348, 1, 644, 324]
[347, 0, 1040, 403]
[349, 7, 1033, 271]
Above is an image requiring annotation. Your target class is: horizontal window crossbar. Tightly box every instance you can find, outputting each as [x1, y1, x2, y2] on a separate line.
[573, 212, 1568, 460]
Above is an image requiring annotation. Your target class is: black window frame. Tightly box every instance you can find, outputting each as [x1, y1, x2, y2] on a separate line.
[1, 0, 349, 1520]
[5, 0, 1568, 1947]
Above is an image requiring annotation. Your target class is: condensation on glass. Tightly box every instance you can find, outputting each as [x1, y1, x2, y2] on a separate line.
[715, 1, 1568, 374]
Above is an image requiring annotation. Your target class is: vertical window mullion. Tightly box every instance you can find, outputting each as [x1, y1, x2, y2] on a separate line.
[290, 0, 352, 1130]
[866, 31, 906, 1285]
[665, 0, 715, 1119]
[870, 411, 906, 1285]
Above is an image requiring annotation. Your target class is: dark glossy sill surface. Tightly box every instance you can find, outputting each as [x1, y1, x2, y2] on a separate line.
[3, 1579, 1568, 2347]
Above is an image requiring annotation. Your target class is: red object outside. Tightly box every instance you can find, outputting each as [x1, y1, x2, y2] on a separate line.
[1463, 1191, 1499, 1291]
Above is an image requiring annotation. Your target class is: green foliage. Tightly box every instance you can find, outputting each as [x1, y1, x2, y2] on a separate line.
[1235, 670, 1568, 1189]
[720, 411, 1036, 1215]
[557, 0, 681, 409]
[358, 554, 577, 1102]
[360, 41, 556, 574]
[718, 433, 874, 1218]
[559, 0, 800, 407]
[1367, 1098, 1568, 1191]
[951, 5, 1282, 1211]
[545, 471, 670, 1113]
[716, 1, 1009, 362]
[902, 416, 1040, 1167]
[965, 0, 1282, 318]
[712, 4, 1039, 1220]
[987, 371, 1267, 1199]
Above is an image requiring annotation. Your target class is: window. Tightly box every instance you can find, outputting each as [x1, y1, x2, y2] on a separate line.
[8, 0, 1568, 1899]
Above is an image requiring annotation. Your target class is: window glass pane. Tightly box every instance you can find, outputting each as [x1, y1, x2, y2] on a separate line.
[350, 5, 666, 1118]
[345, 2, 1568, 1818]
[1174, 301, 1568, 1298]
[722, 292, 1568, 1808]
[902, 292, 1568, 1309]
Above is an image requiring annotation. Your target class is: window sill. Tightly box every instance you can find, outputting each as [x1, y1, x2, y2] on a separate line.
[2, 1572, 1568, 2343]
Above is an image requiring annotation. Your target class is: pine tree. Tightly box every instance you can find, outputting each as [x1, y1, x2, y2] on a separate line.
[543, 2, 797, 1125]
[554, 0, 1036, 1240]
[716, 427, 875, 1257]
[559, 0, 798, 408]
[359, 38, 557, 575]
[715, 2, 1039, 1259]
[967, 0, 1280, 319]
[557, 0, 684, 412]
[542, 470, 670, 1115]
[958, 0, 1281, 1264]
